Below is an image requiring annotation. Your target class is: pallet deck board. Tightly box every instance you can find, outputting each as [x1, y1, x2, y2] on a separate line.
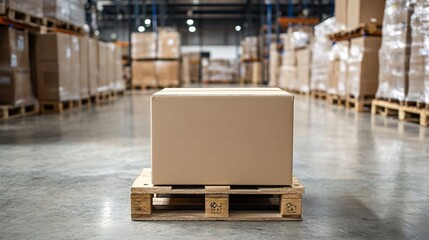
[131, 168, 304, 221]
[372, 99, 429, 126]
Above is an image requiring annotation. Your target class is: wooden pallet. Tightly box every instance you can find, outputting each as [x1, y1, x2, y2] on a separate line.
[311, 90, 327, 100]
[286, 89, 311, 97]
[346, 95, 374, 112]
[131, 168, 304, 221]
[0, 103, 39, 120]
[91, 91, 115, 104]
[131, 84, 161, 90]
[39, 99, 81, 113]
[43, 17, 84, 33]
[3, 9, 44, 27]
[328, 23, 382, 42]
[80, 96, 92, 108]
[371, 99, 429, 126]
[327, 94, 346, 106]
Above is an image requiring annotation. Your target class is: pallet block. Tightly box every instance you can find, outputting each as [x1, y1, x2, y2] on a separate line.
[327, 94, 346, 106]
[131, 168, 304, 221]
[311, 90, 327, 100]
[346, 95, 374, 112]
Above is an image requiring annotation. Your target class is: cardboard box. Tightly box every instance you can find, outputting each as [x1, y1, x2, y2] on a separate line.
[151, 88, 294, 185]
[0, 26, 30, 71]
[0, 69, 36, 106]
[106, 43, 116, 91]
[347, 0, 385, 30]
[7, 0, 44, 18]
[156, 60, 179, 86]
[296, 48, 311, 93]
[34, 33, 80, 101]
[79, 36, 89, 99]
[114, 46, 125, 91]
[335, 0, 348, 27]
[158, 30, 180, 59]
[131, 32, 157, 59]
[132, 60, 157, 87]
[88, 38, 98, 96]
[97, 41, 110, 93]
[347, 36, 381, 98]
[43, 0, 70, 23]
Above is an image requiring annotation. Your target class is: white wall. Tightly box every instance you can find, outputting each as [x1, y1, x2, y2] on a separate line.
[181, 45, 241, 60]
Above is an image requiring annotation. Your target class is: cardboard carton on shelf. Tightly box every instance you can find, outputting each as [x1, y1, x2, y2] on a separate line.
[151, 88, 294, 186]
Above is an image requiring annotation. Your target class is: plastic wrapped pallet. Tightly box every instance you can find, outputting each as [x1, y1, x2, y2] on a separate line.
[114, 46, 125, 91]
[268, 43, 280, 87]
[311, 17, 343, 92]
[79, 36, 89, 99]
[328, 40, 349, 96]
[205, 59, 238, 83]
[406, 0, 429, 104]
[376, 0, 414, 101]
[348, 37, 382, 98]
[106, 43, 116, 91]
[34, 33, 80, 101]
[88, 38, 98, 96]
[296, 48, 312, 93]
[43, 0, 70, 23]
[278, 66, 297, 90]
[69, 0, 85, 27]
[157, 29, 180, 59]
[0, 27, 36, 106]
[241, 37, 259, 61]
[131, 32, 157, 59]
[181, 54, 191, 85]
[6, 0, 44, 18]
[97, 41, 110, 93]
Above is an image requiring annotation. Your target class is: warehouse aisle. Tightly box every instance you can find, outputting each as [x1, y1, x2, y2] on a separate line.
[0, 90, 428, 239]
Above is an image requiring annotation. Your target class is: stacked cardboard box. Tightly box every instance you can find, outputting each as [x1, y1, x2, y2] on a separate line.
[296, 48, 312, 93]
[97, 41, 110, 93]
[0, 27, 37, 106]
[327, 40, 349, 96]
[87, 38, 98, 96]
[268, 43, 280, 87]
[131, 30, 181, 88]
[406, 0, 428, 104]
[376, 0, 414, 101]
[347, 0, 385, 30]
[114, 46, 125, 92]
[43, 0, 85, 26]
[34, 33, 80, 102]
[78, 36, 89, 99]
[203, 59, 238, 83]
[241, 37, 259, 61]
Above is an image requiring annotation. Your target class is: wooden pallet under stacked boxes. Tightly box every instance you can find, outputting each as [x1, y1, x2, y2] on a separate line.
[91, 91, 114, 104]
[328, 23, 382, 42]
[0, 103, 39, 120]
[39, 99, 81, 113]
[286, 88, 311, 97]
[327, 94, 346, 106]
[346, 95, 374, 112]
[131, 168, 305, 221]
[311, 90, 327, 100]
[3, 8, 44, 28]
[371, 99, 429, 126]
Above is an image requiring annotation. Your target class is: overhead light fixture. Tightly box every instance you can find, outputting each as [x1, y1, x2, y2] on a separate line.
[138, 26, 145, 32]
[235, 25, 241, 32]
[94, 30, 100, 36]
[186, 19, 194, 25]
[144, 18, 151, 25]
[189, 26, 196, 33]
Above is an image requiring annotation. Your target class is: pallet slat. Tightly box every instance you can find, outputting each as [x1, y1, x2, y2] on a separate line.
[131, 168, 304, 221]
[372, 99, 429, 126]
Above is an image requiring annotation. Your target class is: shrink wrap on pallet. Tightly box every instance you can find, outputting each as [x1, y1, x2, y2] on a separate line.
[43, 0, 70, 23]
[241, 37, 259, 61]
[310, 17, 342, 92]
[69, 0, 85, 27]
[114, 46, 125, 91]
[156, 60, 179, 86]
[131, 32, 157, 59]
[406, 0, 429, 104]
[204, 59, 238, 83]
[88, 38, 98, 96]
[97, 41, 110, 93]
[0, 27, 36, 106]
[268, 43, 280, 87]
[79, 36, 89, 99]
[328, 40, 349, 96]
[296, 48, 311, 93]
[376, 0, 414, 101]
[6, 0, 44, 18]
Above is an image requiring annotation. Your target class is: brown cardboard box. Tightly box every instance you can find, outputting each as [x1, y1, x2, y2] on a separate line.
[70, 35, 81, 97]
[35, 33, 80, 101]
[157, 29, 180, 59]
[88, 38, 98, 96]
[347, 0, 385, 30]
[8, 0, 44, 18]
[132, 60, 157, 87]
[296, 48, 311, 93]
[151, 88, 294, 186]
[0, 27, 30, 71]
[43, 0, 70, 23]
[131, 32, 157, 59]
[79, 36, 89, 99]
[156, 60, 179, 86]
[0, 70, 36, 106]
[348, 36, 381, 98]
[114, 46, 125, 91]
[106, 43, 116, 91]
[335, 0, 348, 27]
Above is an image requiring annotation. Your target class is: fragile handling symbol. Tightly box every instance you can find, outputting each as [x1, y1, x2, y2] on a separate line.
[286, 202, 297, 213]
[210, 202, 222, 213]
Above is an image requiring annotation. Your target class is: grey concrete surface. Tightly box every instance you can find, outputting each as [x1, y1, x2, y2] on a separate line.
[0, 88, 428, 239]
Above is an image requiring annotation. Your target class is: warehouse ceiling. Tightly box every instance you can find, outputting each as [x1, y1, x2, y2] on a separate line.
[96, 0, 334, 30]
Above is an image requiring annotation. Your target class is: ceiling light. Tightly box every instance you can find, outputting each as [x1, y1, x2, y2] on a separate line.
[138, 26, 145, 32]
[144, 19, 151, 25]
[189, 26, 196, 33]
[235, 25, 241, 32]
[187, 19, 194, 25]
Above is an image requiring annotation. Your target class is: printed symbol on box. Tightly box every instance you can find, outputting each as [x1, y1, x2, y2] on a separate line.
[210, 202, 222, 214]
[285, 202, 297, 213]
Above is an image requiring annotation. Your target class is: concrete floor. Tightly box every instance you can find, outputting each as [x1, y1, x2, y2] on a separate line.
[0, 87, 428, 239]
